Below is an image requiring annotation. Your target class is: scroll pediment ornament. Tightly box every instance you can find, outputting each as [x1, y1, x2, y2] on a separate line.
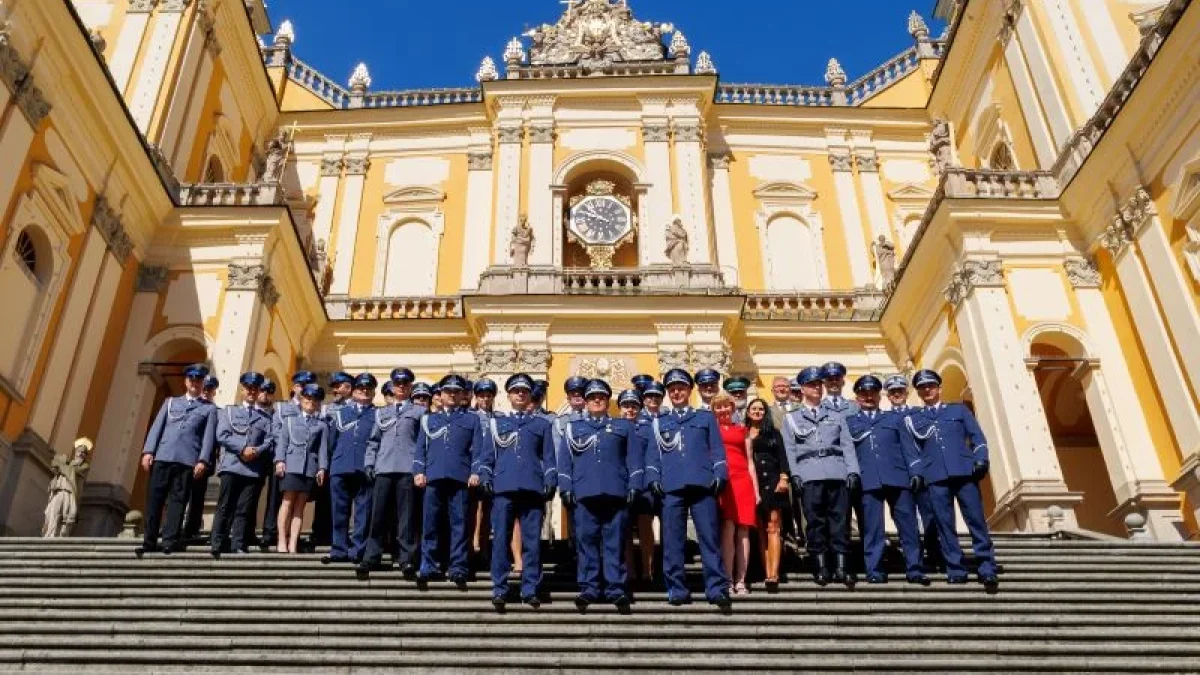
[752, 181, 818, 205]
[382, 186, 446, 207]
[887, 183, 936, 201]
[521, 0, 676, 72]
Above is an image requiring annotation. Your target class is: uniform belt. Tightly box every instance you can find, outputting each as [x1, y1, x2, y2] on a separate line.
[797, 448, 843, 461]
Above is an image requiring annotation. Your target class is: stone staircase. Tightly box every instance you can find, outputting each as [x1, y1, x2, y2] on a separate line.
[0, 534, 1198, 672]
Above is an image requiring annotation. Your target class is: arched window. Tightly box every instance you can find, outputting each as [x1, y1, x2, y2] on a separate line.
[14, 230, 39, 281]
[383, 220, 436, 296]
[989, 142, 1017, 171]
[203, 156, 226, 183]
[765, 215, 821, 290]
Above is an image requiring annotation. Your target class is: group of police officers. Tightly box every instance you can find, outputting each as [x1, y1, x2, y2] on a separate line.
[137, 359, 998, 612]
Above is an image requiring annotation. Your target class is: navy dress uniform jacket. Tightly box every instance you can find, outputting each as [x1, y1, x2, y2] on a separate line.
[846, 410, 919, 491]
[643, 408, 728, 494]
[478, 413, 556, 494]
[142, 396, 218, 466]
[557, 417, 643, 499]
[328, 404, 376, 476]
[905, 404, 989, 483]
[209, 404, 275, 478]
[782, 406, 859, 483]
[415, 409, 484, 483]
[364, 401, 423, 474]
[276, 412, 330, 477]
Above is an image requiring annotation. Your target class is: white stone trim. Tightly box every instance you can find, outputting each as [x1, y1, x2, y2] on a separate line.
[1074, 0, 1128, 86]
[1014, 8, 1073, 148]
[752, 182, 828, 290]
[708, 155, 740, 285]
[460, 154, 494, 290]
[829, 162, 873, 287]
[1043, 0, 1104, 117]
[128, 9, 186, 132]
[1133, 213, 1200, 401]
[1003, 33, 1058, 167]
[107, 11, 151, 94]
[329, 158, 369, 296]
[158, 9, 207, 165]
[372, 206, 445, 297]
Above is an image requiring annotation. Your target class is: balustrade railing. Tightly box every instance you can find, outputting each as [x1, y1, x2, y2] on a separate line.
[327, 297, 463, 321]
[286, 56, 349, 108]
[743, 291, 885, 322]
[362, 88, 483, 108]
[178, 182, 284, 207]
[941, 169, 1058, 199]
[715, 83, 833, 107]
[846, 47, 919, 105]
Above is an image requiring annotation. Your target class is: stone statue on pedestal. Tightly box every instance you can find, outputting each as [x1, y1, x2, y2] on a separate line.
[261, 129, 290, 183]
[42, 438, 92, 538]
[873, 234, 897, 286]
[665, 214, 689, 265]
[510, 214, 534, 267]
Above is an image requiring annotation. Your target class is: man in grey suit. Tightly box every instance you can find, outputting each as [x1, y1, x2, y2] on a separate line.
[137, 363, 218, 557]
[782, 366, 860, 587]
[357, 368, 422, 578]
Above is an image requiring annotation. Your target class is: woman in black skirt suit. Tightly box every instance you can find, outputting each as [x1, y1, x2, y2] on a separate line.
[745, 398, 791, 591]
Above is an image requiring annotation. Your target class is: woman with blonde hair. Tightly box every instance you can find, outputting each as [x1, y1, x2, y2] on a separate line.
[711, 392, 759, 595]
[274, 384, 329, 554]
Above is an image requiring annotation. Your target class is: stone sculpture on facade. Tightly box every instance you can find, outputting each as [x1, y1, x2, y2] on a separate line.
[42, 438, 92, 538]
[522, 0, 674, 71]
[261, 129, 291, 183]
[665, 214, 689, 265]
[929, 118, 956, 174]
[873, 234, 897, 286]
[509, 214, 534, 267]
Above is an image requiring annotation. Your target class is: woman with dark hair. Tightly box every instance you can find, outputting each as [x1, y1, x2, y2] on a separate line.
[745, 398, 791, 591]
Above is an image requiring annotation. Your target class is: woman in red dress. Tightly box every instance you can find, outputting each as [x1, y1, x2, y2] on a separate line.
[712, 393, 759, 595]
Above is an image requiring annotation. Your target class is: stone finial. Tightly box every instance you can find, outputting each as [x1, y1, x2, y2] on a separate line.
[695, 51, 716, 75]
[908, 10, 930, 40]
[669, 31, 691, 58]
[274, 19, 295, 47]
[504, 37, 526, 66]
[349, 62, 372, 92]
[476, 56, 499, 82]
[825, 58, 847, 87]
[1124, 512, 1151, 541]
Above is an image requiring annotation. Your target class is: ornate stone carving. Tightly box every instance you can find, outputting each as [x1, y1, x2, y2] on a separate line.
[574, 356, 634, 386]
[497, 126, 524, 144]
[873, 235, 897, 286]
[320, 157, 343, 177]
[1064, 258, 1101, 289]
[1118, 186, 1157, 233]
[944, 260, 1004, 307]
[504, 37, 527, 66]
[673, 123, 703, 143]
[657, 349, 690, 374]
[708, 152, 731, 171]
[227, 263, 266, 291]
[259, 275, 280, 308]
[669, 31, 690, 59]
[261, 129, 290, 184]
[344, 156, 370, 175]
[529, 124, 556, 144]
[854, 151, 879, 173]
[999, 0, 1024, 44]
[642, 123, 670, 142]
[16, 84, 51, 127]
[467, 150, 493, 171]
[824, 58, 847, 87]
[88, 29, 108, 53]
[929, 118, 957, 174]
[523, 0, 672, 71]
[160, 0, 189, 11]
[127, 0, 157, 12]
[348, 62, 372, 92]
[91, 196, 133, 262]
[475, 56, 499, 82]
[828, 149, 853, 173]
[692, 349, 731, 374]
[1100, 216, 1133, 258]
[695, 51, 716, 75]
[509, 214, 534, 266]
[517, 348, 552, 374]
[136, 265, 169, 293]
[476, 347, 519, 374]
[43, 438, 91, 538]
[908, 11, 930, 40]
[273, 20, 295, 47]
[665, 215, 690, 266]
[0, 26, 52, 128]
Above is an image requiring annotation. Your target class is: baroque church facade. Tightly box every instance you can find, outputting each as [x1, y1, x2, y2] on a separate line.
[0, 0, 1198, 541]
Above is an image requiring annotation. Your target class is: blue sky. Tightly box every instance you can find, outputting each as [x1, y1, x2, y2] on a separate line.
[267, 0, 944, 91]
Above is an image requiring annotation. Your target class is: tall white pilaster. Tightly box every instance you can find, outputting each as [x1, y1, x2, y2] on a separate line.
[672, 121, 712, 265]
[128, 0, 189, 133]
[708, 153, 740, 284]
[828, 148, 872, 288]
[527, 119, 556, 266]
[159, 3, 216, 160]
[1011, 3, 1072, 148]
[492, 123, 524, 265]
[310, 150, 344, 250]
[1002, 34, 1058, 167]
[328, 137, 370, 296]
[461, 134, 495, 289]
[213, 262, 270, 406]
[1131, 207, 1200, 399]
[108, 1, 155, 94]
[855, 149, 892, 284]
[640, 97, 673, 266]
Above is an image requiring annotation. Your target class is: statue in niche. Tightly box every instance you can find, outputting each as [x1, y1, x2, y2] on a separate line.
[42, 438, 92, 538]
[261, 129, 291, 183]
[665, 214, 690, 265]
[510, 214, 534, 267]
[873, 234, 897, 286]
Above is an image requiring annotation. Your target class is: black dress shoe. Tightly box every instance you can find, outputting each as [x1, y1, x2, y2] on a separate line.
[321, 556, 350, 565]
[866, 574, 887, 584]
[980, 574, 999, 590]
[709, 592, 733, 610]
[449, 574, 468, 590]
[210, 550, 221, 560]
[667, 595, 690, 607]
[907, 574, 931, 586]
[832, 553, 854, 586]
[612, 595, 631, 610]
[492, 595, 507, 610]
[574, 594, 592, 611]
[400, 565, 417, 580]
[161, 547, 174, 556]
[134, 547, 146, 559]
[947, 576, 969, 585]
[522, 595, 541, 609]
[764, 579, 779, 593]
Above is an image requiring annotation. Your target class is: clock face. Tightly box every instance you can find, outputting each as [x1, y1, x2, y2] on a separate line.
[570, 196, 632, 245]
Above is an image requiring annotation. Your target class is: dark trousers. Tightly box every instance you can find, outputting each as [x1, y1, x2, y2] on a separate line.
[928, 477, 996, 578]
[420, 479, 469, 577]
[259, 471, 283, 546]
[573, 496, 627, 602]
[849, 481, 865, 540]
[310, 480, 332, 546]
[183, 472, 211, 539]
[662, 488, 729, 602]
[210, 473, 259, 552]
[363, 473, 417, 568]
[330, 472, 373, 561]
[143, 461, 192, 551]
[862, 486, 923, 578]
[491, 491, 544, 598]
[801, 479, 850, 556]
[914, 489, 942, 563]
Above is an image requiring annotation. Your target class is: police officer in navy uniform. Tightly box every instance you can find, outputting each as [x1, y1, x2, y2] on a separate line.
[468, 377, 500, 566]
[645, 369, 732, 609]
[414, 374, 485, 586]
[477, 373, 556, 609]
[137, 364, 218, 557]
[906, 369, 999, 589]
[694, 368, 721, 410]
[310, 372, 352, 548]
[558, 379, 642, 611]
[783, 366, 859, 586]
[846, 375, 929, 585]
[886, 374, 942, 569]
[248, 378, 277, 550]
[411, 382, 433, 408]
[324, 373, 377, 564]
[181, 375, 221, 541]
[207, 372, 273, 557]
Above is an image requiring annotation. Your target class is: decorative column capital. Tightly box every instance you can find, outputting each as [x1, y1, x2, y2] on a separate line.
[91, 196, 134, 262]
[136, 265, 169, 293]
[1, 26, 53, 128]
[853, 150, 879, 173]
[999, 0, 1024, 44]
[1064, 257, 1101, 289]
[828, 149, 854, 173]
[692, 348, 731, 375]
[708, 152, 732, 170]
[1118, 185, 1157, 235]
[517, 348, 552, 375]
[343, 156, 370, 176]
[127, 0, 157, 12]
[160, 0, 190, 12]
[319, 157, 344, 177]
[1100, 216, 1133, 258]
[227, 262, 267, 291]
[657, 349, 690, 374]
[468, 150, 494, 171]
[528, 124, 555, 144]
[673, 122, 703, 144]
[496, 125, 524, 144]
[475, 347, 519, 375]
[642, 123, 670, 143]
[944, 259, 1004, 308]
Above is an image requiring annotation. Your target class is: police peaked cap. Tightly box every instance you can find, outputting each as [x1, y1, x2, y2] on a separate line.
[663, 368, 694, 388]
[184, 363, 210, 380]
[291, 371, 317, 386]
[239, 372, 265, 389]
[390, 368, 415, 384]
[788, 377, 802, 391]
[584, 379, 612, 398]
[203, 375, 220, 390]
[381, 381, 394, 396]
[913, 369, 943, 388]
[796, 367, 824, 386]
[531, 379, 549, 400]
[853, 375, 883, 393]
[820, 362, 848, 379]
[262, 379, 277, 395]
[504, 374, 534, 392]
[642, 381, 666, 397]
[412, 382, 433, 398]
[884, 375, 909, 391]
[329, 371, 354, 387]
[300, 384, 325, 401]
[353, 373, 378, 390]
[722, 376, 751, 393]
[440, 374, 468, 391]
[617, 389, 643, 407]
[694, 368, 721, 385]
[631, 374, 655, 392]
[564, 376, 590, 395]
[474, 377, 499, 395]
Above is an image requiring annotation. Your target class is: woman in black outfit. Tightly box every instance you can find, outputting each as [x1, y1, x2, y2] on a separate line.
[745, 398, 791, 591]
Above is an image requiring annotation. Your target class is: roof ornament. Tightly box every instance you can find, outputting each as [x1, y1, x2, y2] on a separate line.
[907, 11, 930, 40]
[521, 0, 674, 73]
[669, 30, 690, 58]
[476, 56, 499, 82]
[695, 50, 716, 75]
[349, 62, 372, 92]
[504, 36, 526, 67]
[824, 58, 847, 87]
[274, 19, 295, 47]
